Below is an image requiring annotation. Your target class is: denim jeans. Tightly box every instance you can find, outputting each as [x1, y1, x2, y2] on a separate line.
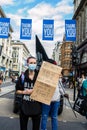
[41, 101, 60, 130]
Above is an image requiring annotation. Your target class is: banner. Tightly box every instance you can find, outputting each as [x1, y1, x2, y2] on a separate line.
[65, 20, 76, 41]
[30, 61, 62, 105]
[36, 35, 49, 71]
[20, 19, 32, 40]
[42, 19, 54, 40]
[0, 18, 10, 38]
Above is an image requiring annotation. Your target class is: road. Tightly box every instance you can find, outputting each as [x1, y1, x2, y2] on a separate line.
[0, 88, 87, 130]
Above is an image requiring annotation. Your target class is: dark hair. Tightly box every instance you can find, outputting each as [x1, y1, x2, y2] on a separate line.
[27, 56, 36, 63]
[47, 58, 57, 65]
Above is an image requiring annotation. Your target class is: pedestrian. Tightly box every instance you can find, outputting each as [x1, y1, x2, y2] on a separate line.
[76, 73, 87, 118]
[15, 56, 41, 130]
[82, 75, 87, 119]
[77, 73, 86, 96]
[41, 59, 69, 130]
[81, 73, 87, 96]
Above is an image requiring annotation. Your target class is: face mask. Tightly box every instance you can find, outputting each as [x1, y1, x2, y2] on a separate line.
[28, 64, 36, 71]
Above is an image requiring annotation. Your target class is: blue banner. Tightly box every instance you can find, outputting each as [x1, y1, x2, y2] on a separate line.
[20, 19, 32, 40]
[0, 18, 10, 38]
[42, 19, 54, 40]
[65, 20, 76, 41]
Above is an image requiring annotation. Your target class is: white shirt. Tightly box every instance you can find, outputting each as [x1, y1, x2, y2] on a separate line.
[51, 79, 65, 101]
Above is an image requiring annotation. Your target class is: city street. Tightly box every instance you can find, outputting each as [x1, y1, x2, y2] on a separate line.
[0, 1, 87, 130]
[0, 82, 87, 130]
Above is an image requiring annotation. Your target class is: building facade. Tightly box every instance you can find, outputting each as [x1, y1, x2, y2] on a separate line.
[52, 42, 62, 66]
[11, 40, 30, 76]
[0, 6, 13, 78]
[73, 0, 87, 76]
[61, 41, 73, 77]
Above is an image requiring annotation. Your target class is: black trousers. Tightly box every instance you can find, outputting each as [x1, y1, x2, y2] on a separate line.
[20, 110, 41, 130]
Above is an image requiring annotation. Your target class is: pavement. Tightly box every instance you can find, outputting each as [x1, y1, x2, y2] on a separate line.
[0, 81, 87, 130]
[0, 78, 15, 97]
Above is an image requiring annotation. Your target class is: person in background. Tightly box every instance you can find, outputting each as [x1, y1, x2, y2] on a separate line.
[77, 73, 86, 96]
[16, 56, 41, 130]
[81, 73, 87, 96]
[41, 59, 69, 130]
[79, 73, 86, 87]
[80, 73, 87, 119]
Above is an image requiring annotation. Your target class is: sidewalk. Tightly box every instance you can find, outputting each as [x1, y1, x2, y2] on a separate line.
[3, 78, 12, 83]
[0, 78, 15, 96]
[0, 85, 15, 97]
[65, 88, 78, 101]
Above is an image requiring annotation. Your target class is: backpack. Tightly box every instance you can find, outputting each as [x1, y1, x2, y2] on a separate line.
[13, 74, 25, 113]
[21, 73, 25, 84]
[82, 80, 87, 96]
[83, 79, 87, 88]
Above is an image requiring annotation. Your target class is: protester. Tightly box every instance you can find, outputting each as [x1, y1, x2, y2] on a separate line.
[15, 56, 41, 130]
[41, 59, 69, 130]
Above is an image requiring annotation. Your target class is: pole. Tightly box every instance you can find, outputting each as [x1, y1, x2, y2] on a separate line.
[73, 67, 76, 101]
[59, 81, 77, 118]
[67, 98, 77, 118]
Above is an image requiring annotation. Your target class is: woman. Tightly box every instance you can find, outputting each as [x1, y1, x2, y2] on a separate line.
[41, 59, 69, 130]
[16, 56, 41, 130]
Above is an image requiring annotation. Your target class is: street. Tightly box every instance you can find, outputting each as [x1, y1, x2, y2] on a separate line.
[0, 82, 87, 130]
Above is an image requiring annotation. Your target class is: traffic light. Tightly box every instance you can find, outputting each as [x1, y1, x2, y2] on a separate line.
[71, 45, 79, 66]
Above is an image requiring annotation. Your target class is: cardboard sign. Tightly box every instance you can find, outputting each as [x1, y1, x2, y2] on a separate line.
[30, 61, 62, 105]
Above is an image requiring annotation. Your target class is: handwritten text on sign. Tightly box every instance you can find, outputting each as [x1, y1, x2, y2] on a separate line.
[30, 61, 62, 105]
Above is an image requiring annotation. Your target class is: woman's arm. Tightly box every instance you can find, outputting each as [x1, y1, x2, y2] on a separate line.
[16, 89, 33, 95]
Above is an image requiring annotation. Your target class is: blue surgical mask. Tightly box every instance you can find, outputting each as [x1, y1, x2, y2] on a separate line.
[28, 64, 36, 71]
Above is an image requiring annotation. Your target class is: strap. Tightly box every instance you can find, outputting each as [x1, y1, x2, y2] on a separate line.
[21, 74, 25, 84]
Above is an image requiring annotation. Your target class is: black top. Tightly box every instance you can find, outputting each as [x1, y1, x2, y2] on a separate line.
[15, 69, 38, 101]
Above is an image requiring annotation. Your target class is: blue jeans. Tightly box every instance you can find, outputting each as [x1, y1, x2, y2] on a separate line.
[41, 101, 60, 130]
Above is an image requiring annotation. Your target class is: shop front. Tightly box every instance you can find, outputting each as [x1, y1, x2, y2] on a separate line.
[77, 39, 87, 76]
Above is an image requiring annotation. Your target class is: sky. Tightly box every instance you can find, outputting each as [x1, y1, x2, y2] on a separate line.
[0, 0, 73, 58]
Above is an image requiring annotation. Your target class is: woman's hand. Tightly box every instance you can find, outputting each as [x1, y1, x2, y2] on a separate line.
[23, 89, 33, 95]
